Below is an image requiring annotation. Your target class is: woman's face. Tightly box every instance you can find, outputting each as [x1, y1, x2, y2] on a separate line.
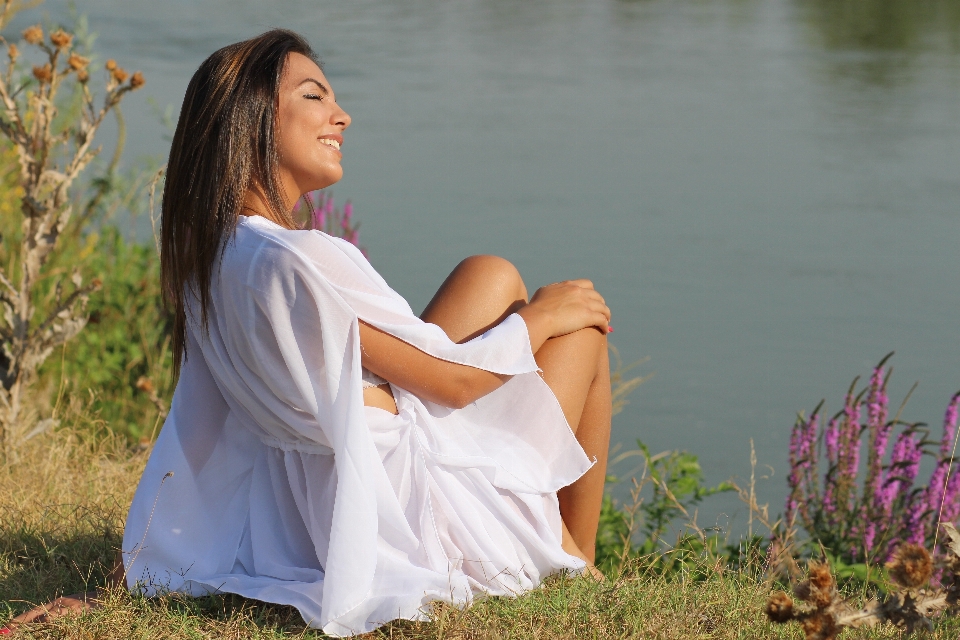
[276, 52, 351, 202]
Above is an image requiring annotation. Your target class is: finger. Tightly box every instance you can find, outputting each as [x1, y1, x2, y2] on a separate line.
[583, 290, 605, 307]
[587, 299, 611, 322]
[593, 313, 611, 333]
[565, 279, 594, 290]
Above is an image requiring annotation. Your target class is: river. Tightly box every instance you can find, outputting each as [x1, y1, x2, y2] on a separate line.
[8, 0, 960, 532]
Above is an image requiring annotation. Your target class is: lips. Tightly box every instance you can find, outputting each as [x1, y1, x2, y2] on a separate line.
[318, 134, 343, 152]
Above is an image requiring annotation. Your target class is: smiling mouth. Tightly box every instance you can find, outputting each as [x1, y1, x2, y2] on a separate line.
[319, 138, 341, 151]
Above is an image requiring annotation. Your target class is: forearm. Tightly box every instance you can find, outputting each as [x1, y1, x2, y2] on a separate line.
[359, 321, 509, 409]
[515, 305, 552, 354]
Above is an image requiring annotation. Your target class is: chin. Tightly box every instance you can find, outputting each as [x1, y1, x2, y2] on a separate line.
[316, 167, 344, 189]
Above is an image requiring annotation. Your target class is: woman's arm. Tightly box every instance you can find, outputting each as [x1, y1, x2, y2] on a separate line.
[359, 279, 610, 409]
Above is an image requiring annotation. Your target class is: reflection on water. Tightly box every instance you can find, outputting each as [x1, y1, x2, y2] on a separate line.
[798, 0, 960, 84]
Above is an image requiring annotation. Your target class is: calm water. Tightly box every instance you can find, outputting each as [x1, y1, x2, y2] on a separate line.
[9, 0, 960, 527]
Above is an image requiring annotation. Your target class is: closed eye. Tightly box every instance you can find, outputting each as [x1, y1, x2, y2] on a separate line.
[303, 93, 324, 101]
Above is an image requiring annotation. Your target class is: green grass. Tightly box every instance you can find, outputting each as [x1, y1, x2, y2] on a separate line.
[4, 404, 960, 638]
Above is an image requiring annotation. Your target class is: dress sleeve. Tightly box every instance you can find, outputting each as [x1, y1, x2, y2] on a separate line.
[269, 229, 541, 376]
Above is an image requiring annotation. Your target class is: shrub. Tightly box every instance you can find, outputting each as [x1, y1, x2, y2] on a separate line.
[595, 440, 734, 577]
[0, 0, 143, 456]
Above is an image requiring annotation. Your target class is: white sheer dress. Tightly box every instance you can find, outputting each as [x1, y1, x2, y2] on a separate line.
[122, 215, 593, 637]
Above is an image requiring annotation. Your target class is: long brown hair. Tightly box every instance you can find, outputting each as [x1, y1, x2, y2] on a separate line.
[161, 30, 320, 375]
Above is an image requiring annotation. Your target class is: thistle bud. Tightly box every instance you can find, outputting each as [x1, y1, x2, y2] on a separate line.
[7, 43, 18, 62]
[76, 69, 89, 83]
[887, 543, 933, 589]
[32, 63, 52, 83]
[765, 591, 794, 623]
[104, 59, 117, 71]
[130, 71, 145, 89]
[22, 25, 43, 45]
[111, 66, 128, 84]
[68, 53, 89, 71]
[135, 376, 154, 394]
[49, 29, 72, 49]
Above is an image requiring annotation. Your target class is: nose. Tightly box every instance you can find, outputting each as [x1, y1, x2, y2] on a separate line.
[332, 102, 351, 130]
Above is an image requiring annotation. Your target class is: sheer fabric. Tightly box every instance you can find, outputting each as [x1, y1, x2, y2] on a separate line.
[122, 215, 593, 636]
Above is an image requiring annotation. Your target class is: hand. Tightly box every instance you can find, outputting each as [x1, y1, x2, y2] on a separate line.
[518, 279, 611, 347]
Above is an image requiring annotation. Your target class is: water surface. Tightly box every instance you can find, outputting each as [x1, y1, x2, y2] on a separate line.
[8, 0, 960, 527]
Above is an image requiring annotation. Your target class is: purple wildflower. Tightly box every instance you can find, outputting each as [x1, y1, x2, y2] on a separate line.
[824, 416, 840, 465]
[313, 202, 326, 231]
[866, 366, 892, 512]
[786, 412, 819, 528]
[941, 470, 960, 526]
[941, 392, 960, 456]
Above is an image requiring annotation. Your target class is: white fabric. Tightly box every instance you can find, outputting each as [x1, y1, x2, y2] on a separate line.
[360, 367, 387, 388]
[122, 215, 593, 637]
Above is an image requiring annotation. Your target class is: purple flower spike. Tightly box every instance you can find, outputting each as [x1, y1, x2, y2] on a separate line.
[295, 189, 364, 252]
[941, 470, 960, 526]
[863, 520, 876, 556]
[940, 392, 960, 458]
[825, 417, 840, 464]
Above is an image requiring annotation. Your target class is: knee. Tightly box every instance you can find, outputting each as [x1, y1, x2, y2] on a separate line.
[454, 255, 527, 300]
[567, 325, 608, 364]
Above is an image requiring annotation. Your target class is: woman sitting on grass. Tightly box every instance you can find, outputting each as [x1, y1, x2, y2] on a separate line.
[6, 29, 612, 637]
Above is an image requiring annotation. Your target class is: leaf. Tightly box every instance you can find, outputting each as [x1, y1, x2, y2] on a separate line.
[941, 522, 960, 560]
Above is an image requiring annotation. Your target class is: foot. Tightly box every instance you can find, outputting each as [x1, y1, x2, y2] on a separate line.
[5, 591, 100, 632]
[560, 522, 605, 582]
[583, 563, 606, 581]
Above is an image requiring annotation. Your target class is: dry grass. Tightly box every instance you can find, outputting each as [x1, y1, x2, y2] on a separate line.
[4, 400, 960, 638]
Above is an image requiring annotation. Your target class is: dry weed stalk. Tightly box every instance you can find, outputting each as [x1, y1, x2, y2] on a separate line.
[610, 346, 649, 417]
[766, 522, 960, 638]
[0, 0, 144, 456]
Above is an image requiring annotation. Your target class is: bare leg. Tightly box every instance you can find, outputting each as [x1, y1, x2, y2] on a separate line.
[421, 255, 612, 568]
[536, 328, 611, 564]
[420, 255, 528, 343]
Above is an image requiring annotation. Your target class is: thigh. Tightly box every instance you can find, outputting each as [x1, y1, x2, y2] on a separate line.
[534, 327, 607, 433]
[420, 255, 528, 343]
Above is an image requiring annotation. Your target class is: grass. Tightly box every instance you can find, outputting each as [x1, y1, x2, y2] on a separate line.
[6, 400, 960, 638]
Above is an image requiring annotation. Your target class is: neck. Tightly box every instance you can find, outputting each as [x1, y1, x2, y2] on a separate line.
[242, 187, 292, 229]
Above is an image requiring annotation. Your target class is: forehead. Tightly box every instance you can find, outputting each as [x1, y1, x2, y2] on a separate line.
[282, 52, 327, 88]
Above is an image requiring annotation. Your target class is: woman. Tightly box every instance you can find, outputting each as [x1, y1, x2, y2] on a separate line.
[8, 29, 612, 637]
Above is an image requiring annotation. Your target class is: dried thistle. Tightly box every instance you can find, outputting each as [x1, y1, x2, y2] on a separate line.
[129, 70, 144, 89]
[110, 66, 128, 84]
[7, 43, 17, 61]
[134, 377, 153, 394]
[104, 58, 116, 71]
[48, 28, 71, 49]
[795, 561, 837, 608]
[31, 63, 51, 83]
[21, 24, 42, 45]
[766, 591, 794, 623]
[67, 52, 89, 71]
[0, 8, 144, 457]
[767, 537, 960, 638]
[888, 544, 933, 589]
[800, 613, 841, 640]
[135, 377, 167, 420]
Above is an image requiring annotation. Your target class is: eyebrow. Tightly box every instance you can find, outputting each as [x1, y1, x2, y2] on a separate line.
[297, 78, 329, 95]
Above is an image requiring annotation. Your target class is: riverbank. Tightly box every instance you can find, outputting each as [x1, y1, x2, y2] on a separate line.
[3, 409, 960, 639]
